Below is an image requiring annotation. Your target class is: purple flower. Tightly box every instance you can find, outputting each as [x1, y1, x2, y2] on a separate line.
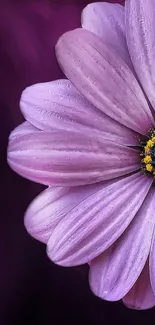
[7, 0, 155, 310]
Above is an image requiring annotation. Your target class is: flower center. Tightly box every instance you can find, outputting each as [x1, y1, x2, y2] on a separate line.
[141, 129, 155, 177]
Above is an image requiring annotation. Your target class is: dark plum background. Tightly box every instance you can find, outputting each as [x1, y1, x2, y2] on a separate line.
[1, 0, 155, 324]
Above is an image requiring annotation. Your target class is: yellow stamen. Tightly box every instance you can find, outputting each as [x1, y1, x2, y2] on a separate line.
[147, 140, 154, 148]
[145, 145, 150, 154]
[152, 137, 155, 143]
[143, 155, 152, 164]
[146, 164, 153, 172]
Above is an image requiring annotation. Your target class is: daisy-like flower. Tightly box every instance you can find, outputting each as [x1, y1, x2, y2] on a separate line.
[7, 0, 155, 310]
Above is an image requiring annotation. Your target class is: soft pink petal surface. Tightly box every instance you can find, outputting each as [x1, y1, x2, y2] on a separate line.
[24, 182, 109, 244]
[125, 0, 155, 110]
[149, 223, 155, 294]
[82, 2, 133, 69]
[89, 188, 155, 301]
[56, 28, 154, 135]
[7, 127, 140, 187]
[123, 261, 155, 310]
[9, 121, 39, 140]
[20, 79, 139, 145]
[47, 173, 152, 266]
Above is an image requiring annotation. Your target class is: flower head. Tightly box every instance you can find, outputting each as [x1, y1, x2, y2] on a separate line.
[7, 0, 155, 310]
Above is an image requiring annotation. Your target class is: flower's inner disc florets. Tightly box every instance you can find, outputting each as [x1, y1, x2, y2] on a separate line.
[141, 129, 155, 177]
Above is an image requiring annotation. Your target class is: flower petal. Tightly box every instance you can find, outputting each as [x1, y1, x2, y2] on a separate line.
[82, 3, 133, 69]
[20, 79, 139, 146]
[123, 261, 155, 310]
[9, 121, 39, 140]
[56, 28, 154, 135]
[149, 222, 155, 294]
[125, 0, 155, 110]
[7, 129, 140, 186]
[24, 182, 107, 244]
[89, 188, 155, 301]
[47, 172, 152, 266]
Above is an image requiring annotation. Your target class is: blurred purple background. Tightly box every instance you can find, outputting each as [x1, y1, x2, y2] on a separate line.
[1, 1, 155, 324]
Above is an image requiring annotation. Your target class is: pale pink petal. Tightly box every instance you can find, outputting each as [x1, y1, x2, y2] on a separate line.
[123, 261, 155, 310]
[7, 129, 140, 186]
[125, 0, 155, 110]
[82, 3, 133, 69]
[47, 173, 152, 266]
[149, 219, 155, 294]
[89, 188, 155, 301]
[56, 28, 154, 135]
[24, 182, 108, 244]
[20, 79, 139, 146]
[9, 121, 39, 140]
